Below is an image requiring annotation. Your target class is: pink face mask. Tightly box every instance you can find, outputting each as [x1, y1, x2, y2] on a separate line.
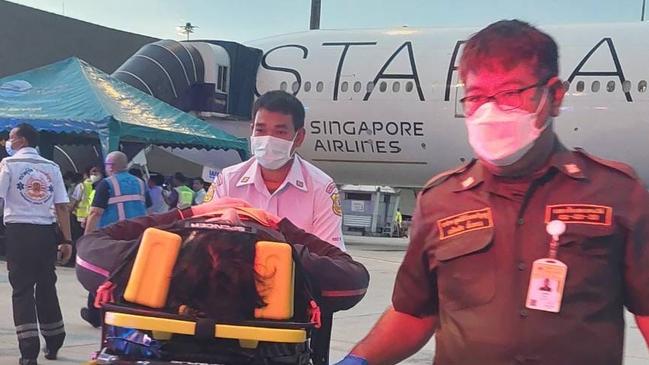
[465, 91, 549, 166]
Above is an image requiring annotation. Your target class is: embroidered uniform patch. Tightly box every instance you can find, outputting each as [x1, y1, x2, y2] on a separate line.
[544, 204, 612, 226]
[204, 183, 216, 203]
[331, 193, 342, 216]
[437, 208, 493, 240]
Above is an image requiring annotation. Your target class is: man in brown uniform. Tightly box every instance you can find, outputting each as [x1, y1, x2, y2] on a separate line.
[335, 20, 649, 365]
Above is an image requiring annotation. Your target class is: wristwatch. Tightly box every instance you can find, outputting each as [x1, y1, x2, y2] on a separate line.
[61, 239, 73, 245]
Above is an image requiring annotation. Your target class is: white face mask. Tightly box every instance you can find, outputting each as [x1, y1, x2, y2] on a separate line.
[465, 91, 549, 166]
[90, 174, 101, 183]
[5, 140, 15, 156]
[250, 135, 295, 170]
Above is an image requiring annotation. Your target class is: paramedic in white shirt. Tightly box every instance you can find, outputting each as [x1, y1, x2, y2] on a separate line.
[205, 90, 345, 249]
[0, 123, 72, 365]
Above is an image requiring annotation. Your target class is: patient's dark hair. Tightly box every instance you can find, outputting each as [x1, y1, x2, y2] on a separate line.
[169, 229, 265, 321]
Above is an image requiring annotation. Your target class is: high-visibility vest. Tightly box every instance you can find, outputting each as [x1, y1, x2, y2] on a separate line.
[175, 185, 195, 209]
[75, 179, 94, 219]
[99, 172, 147, 228]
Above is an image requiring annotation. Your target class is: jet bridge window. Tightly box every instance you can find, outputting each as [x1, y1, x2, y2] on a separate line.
[217, 66, 228, 93]
[606, 81, 615, 92]
[639, 80, 647, 93]
[304, 81, 312, 92]
[591, 81, 600, 93]
[576, 81, 585, 92]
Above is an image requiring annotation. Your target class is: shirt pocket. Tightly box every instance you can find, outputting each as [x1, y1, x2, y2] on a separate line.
[433, 228, 495, 311]
[558, 223, 618, 259]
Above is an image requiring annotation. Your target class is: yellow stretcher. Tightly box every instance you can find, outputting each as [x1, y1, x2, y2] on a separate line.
[90, 227, 323, 365]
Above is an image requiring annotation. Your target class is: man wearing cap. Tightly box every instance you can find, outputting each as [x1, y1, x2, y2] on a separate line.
[205, 90, 344, 249]
[335, 20, 649, 365]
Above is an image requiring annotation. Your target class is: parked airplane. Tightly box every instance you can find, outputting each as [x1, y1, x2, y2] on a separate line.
[114, 22, 649, 188]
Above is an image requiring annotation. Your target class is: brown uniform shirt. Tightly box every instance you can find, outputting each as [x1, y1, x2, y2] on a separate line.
[392, 143, 649, 365]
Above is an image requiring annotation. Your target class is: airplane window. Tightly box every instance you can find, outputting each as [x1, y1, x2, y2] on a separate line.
[576, 81, 585, 92]
[606, 81, 615, 92]
[280, 82, 288, 91]
[405, 81, 414, 92]
[379, 81, 388, 92]
[393, 82, 400, 93]
[304, 81, 312, 92]
[622, 80, 631, 92]
[562, 81, 570, 91]
[291, 81, 300, 93]
[591, 81, 600, 93]
[341, 81, 349, 92]
[353, 81, 362, 93]
[367, 82, 374, 93]
[316, 81, 324, 92]
[639, 80, 647, 93]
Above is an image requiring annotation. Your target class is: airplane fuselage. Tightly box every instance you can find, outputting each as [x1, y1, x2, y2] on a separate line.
[247, 23, 649, 187]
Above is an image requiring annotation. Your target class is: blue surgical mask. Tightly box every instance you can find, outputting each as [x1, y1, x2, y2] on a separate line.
[5, 140, 15, 156]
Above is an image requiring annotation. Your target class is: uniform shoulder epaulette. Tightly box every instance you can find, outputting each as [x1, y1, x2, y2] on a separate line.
[422, 159, 476, 192]
[574, 148, 638, 180]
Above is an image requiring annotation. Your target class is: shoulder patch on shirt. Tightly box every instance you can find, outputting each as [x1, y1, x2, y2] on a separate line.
[204, 183, 216, 203]
[331, 192, 342, 216]
[437, 207, 493, 240]
[574, 148, 638, 180]
[545, 204, 613, 226]
[423, 159, 476, 192]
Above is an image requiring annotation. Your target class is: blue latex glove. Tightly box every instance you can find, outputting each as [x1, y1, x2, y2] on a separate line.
[334, 354, 369, 365]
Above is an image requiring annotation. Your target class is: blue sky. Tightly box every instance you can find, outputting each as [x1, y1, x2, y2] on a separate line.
[10, 0, 649, 42]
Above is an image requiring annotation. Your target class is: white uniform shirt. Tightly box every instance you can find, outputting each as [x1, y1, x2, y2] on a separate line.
[206, 155, 345, 250]
[0, 147, 69, 224]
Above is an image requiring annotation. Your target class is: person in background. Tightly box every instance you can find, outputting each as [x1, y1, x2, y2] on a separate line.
[81, 151, 148, 327]
[128, 168, 152, 212]
[192, 177, 207, 205]
[164, 172, 194, 210]
[62, 171, 75, 199]
[393, 208, 403, 237]
[0, 123, 72, 365]
[147, 174, 169, 214]
[68, 172, 86, 241]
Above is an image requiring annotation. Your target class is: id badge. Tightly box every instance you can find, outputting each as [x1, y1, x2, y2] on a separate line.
[525, 258, 568, 313]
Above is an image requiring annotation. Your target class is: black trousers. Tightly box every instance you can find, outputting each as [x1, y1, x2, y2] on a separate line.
[5, 223, 65, 359]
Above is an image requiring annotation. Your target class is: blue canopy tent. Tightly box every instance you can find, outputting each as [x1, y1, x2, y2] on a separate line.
[0, 57, 248, 160]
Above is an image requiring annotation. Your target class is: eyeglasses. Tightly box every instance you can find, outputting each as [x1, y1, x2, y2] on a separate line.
[460, 79, 549, 117]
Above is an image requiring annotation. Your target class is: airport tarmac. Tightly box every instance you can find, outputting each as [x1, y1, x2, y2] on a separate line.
[0, 235, 647, 365]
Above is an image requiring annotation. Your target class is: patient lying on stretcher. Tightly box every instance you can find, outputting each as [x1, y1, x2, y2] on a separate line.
[77, 198, 370, 323]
